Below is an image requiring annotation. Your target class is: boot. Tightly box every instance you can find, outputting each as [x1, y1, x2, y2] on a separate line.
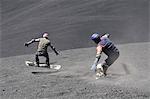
[102, 65, 108, 76]
[95, 64, 104, 79]
[35, 61, 40, 67]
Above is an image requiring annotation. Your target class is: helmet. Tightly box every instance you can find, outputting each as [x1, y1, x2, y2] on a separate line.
[91, 33, 100, 40]
[91, 33, 100, 44]
[43, 32, 49, 38]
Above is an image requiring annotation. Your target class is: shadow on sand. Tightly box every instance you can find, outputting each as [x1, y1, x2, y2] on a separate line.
[31, 70, 60, 75]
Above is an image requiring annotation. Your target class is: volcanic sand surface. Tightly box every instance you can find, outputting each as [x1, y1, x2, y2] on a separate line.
[0, 42, 150, 99]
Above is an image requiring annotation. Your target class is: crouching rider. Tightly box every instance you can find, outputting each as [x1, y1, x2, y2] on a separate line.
[91, 33, 119, 78]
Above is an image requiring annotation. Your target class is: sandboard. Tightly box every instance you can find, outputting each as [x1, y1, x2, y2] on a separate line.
[25, 60, 61, 70]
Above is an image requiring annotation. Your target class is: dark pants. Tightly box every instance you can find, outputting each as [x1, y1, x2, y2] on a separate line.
[105, 51, 119, 67]
[35, 51, 50, 66]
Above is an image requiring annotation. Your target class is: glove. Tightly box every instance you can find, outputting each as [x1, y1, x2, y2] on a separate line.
[105, 33, 110, 38]
[91, 64, 97, 72]
[24, 42, 29, 47]
[55, 51, 59, 55]
[53, 48, 59, 55]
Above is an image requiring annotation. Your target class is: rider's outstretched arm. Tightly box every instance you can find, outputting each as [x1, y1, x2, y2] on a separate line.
[91, 45, 102, 71]
[24, 38, 40, 47]
[49, 42, 59, 55]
